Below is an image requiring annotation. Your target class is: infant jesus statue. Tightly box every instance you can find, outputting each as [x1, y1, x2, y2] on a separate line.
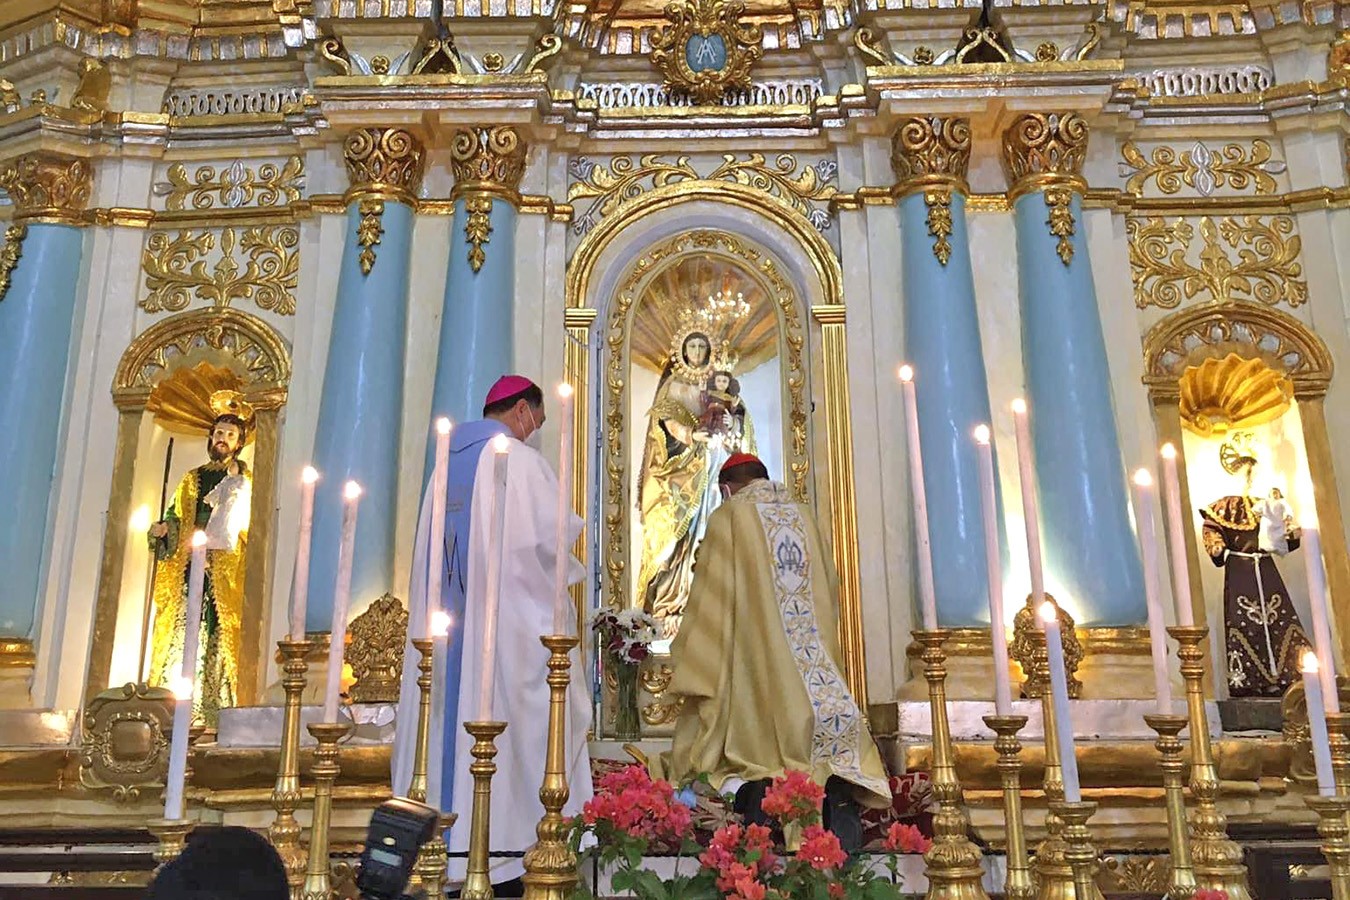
[701, 370, 746, 449]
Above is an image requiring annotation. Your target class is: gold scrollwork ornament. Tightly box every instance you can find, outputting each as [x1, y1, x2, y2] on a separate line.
[650, 0, 763, 105]
[891, 117, 971, 266]
[345, 593, 407, 704]
[464, 195, 493, 273]
[343, 128, 426, 204]
[0, 223, 26, 302]
[141, 226, 300, 314]
[0, 152, 94, 223]
[450, 126, 527, 200]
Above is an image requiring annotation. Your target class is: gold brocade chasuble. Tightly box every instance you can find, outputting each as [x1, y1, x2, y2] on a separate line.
[655, 480, 890, 808]
[148, 465, 249, 723]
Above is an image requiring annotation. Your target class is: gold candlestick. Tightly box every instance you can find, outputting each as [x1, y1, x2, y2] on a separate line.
[984, 714, 1034, 900]
[407, 638, 435, 803]
[270, 638, 313, 897]
[302, 721, 352, 900]
[148, 818, 193, 873]
[1326, 712, 1350, 794]
[1306, 794, 1350, 900]
[913, 630, 989, 900]
[411, 813, 456, 899]
[462, 721, 508, 900]
[1144, 713, 1196, 900]
[523, 635, 581, 900]
[1048, 800, 1099, 900]
[1169, 625, 1252, 900]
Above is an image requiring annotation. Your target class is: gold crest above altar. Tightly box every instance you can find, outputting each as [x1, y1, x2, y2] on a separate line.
[650, 0, 763, 104]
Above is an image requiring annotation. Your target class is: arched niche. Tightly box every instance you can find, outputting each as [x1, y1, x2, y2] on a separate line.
[88, 308, 291, 708]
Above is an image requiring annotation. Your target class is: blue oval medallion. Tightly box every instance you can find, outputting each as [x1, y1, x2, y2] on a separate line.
[685, 33, 728, 72]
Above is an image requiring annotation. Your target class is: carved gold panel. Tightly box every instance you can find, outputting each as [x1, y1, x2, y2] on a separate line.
[79, 683, 173, 803]
[141, 225, 300, 315]
[346, 593, 407, 704]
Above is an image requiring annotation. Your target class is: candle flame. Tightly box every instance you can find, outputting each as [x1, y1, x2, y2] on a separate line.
[191, 530, 208, 548]
[1038, 601, 1057, 624]
[1011, 398, 1027, 415]
[973, 424, 991, 445]
[436, 417, 452, 436]
[1160, 442, 1177, 460]
[1303, 650, 1321, 674]
[1132, 469, 1154, 487]
[302, 465, 319, 485]
[344, 480, 362, 501]
[898, 364, 914, 383]
[129, 504, 152, 533]
[431, 610, 452, 637]
[492, 433, 510, 454]
[170, 674, 195, 701]
[557, 382, 574, 400]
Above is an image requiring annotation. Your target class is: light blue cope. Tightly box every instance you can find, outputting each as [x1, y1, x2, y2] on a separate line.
[1013, 189, 1144, 625]
[306, 200, 416, 633]
[422, 198, 517, 480]
[899, 190, 1009, 627]
[0, 223, 85, 639]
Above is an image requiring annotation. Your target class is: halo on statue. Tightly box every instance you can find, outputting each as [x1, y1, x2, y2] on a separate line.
[209, 389, 257, 444]
[667, 314, 716, 385]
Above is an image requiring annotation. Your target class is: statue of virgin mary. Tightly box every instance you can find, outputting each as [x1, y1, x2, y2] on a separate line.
[637, 324, 753, 639]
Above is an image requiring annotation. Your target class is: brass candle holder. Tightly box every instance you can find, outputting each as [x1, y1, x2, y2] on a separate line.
[913, 630, 989, 900]
[1048, 800, 1099, 900]
[461, 720, 508, 900]
[1169, 626, 1252, 900]
[301, 721, 352, 900]
[411, 813, 456, 899]
[147, 818, 193, 873]
[523, 635, 581, 900]
[1143, 713, 1196, 900]
[1306, 794, 1350, 900]
[984, 714, 1034, 900]
[1325, 712, 1350, 795]
[406, 637, 436, 803]
[270, 638, 313, 896]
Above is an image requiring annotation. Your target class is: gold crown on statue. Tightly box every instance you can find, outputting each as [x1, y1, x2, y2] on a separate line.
[209, 389, 256, 426]
[1219, 431, 1258, 475]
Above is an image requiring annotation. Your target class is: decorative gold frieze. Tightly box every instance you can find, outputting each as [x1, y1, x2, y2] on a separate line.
[891, 117, 971, 266]
[1120, 141, 1285, 197]
[154, 158, 305, 211]
[141, 226, 300, 314]
[449, 126, 527, 202]
[0, 223, 25, 302]
[567, 153, 837, 235]
[464, 195, 493, 273]
[1002, 114, 1089, 266]
[649, 0, 763, 105]
[357, 200, 383, 275]
[345, 594, 407, 704]
[0, 152, 94, 224]
[343, 128, 425, 205]
[1126, 215, 1306, 309]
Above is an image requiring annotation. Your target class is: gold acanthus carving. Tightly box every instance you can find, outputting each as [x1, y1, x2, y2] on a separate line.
[141, 226, 300, 315]
[891, 117, 971, 266]
[345, 594, 407, 704]
[357, 200, 383, 276]
[567, 153, 837, 236]
[925, 191, 954, 266]
[0, 223, 26, 302]
[1120, 141, 1285, 198]
[649, 0, 762, 105]
[464, 195, 493, 273]
[1001, 114, 1088, 267]
[1044, 185, 1077, 265]
[1009, 592, 1083, 699]
[0, 152, 94, 223]
[343, 128, 426, 205]
[449, 126, 527, 202]
[154, 157, 305, 211]
[1126, 215, 1307, 309]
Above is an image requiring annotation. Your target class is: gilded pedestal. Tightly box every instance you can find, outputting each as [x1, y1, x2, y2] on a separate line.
[462, 721, 508, 900]
[1144, 713, 1196, 900]
[269, 639, 313, 897]
[522, 636, 581, 900]
[1306, 794, 1350, 900]
[302, 721, 352, 900]
[984, 714, 1033, 900]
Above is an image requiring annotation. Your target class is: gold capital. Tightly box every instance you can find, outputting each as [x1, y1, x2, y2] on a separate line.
[450, 126, 528, 203]
[342, 128, 425, 206]
[0, 152, 94, 225]
[1001, 113, 1090, 266]
[890, 116, 972, 196]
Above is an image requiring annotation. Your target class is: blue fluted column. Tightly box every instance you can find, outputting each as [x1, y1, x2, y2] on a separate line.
[425, 126, 526, 471]
[1001, 112, 1144, 625]
[893, 117, 1006, 628]
[0, 152, 93, 664]
[306, 128, 425, 632]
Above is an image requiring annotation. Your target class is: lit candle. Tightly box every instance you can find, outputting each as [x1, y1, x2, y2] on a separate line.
[973, 424, 1011, 716]
[899, 365, 937, 631]
[553, 383, 575, 635]
[425, 418, 453, 640]
[164, 530, 208, 820]
[1132, 470, 1173, 715]
[1303, 651, 1336, 796]
[291, 466, 319, 640]
[323, 481, 362, 724]
[1302, 526, 1338, 715]
[1158, 444, 1195, 627]
[1040, 601, 1081, 803]
[478, 436, 511, 721]
[1010, 399, 1045, 605]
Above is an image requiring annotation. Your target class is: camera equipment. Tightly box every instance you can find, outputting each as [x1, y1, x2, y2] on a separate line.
[356, 797, 440, 900]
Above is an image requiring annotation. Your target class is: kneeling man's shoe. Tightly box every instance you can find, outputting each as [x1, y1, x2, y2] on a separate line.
[733, 779, 772, 829]
[823, 776, 864, 855]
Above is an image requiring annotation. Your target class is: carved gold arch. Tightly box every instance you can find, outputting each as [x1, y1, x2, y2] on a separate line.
[1141, 302, 1348, 653]
[563, 180, 867, 707]
[88, 308, 292, 708]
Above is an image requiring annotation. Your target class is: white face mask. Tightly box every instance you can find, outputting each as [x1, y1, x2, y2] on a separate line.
[519, 404, 543, 449]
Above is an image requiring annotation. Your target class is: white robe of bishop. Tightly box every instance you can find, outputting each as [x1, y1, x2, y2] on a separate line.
[447, 436, 594, 886]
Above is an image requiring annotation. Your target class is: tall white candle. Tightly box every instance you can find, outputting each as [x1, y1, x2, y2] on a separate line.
[164, 530, 208, 820]
[1131, 470, 1173, 715]
[290, 466, 319, 640]
[1040, 601, 1081, 803]
[425, 418, 452, 640]
[1303, 651, 1337, 796]
[899, 365, 937, 631]
[1302, 526, 1338, 714]
[553, 383, 575, 635]
[1011, 399, 1045, 605]
[1158, 444, 1195, 627]
[478, 436, 511, 721]
[323, 481, 362, 724]
[973, 425, 1012, 716]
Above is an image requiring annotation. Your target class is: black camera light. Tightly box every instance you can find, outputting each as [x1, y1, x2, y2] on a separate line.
[356, 797, 441, 900]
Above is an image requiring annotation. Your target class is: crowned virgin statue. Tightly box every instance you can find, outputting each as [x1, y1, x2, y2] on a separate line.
[638, 322, 753, 639]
